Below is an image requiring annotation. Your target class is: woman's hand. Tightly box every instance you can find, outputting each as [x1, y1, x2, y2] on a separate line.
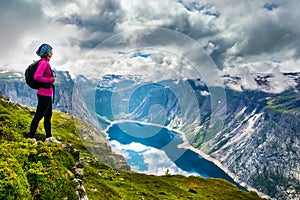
[52, 77, 55, 83]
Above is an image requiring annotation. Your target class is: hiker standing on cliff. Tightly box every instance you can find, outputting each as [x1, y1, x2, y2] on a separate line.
[29, 43, 59, 143]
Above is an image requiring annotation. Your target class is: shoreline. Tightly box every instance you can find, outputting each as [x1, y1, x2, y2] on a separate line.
[183, 144, 270, 199]
[105, 120, 270, 199]
[177, 128, 270, 199]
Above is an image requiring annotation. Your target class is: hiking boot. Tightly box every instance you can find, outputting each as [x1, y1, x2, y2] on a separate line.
[45, 137, 61, 144]
[29, 138, 37, 144]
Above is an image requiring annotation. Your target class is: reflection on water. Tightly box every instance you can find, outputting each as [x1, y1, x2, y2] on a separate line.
[107, 122, 245, 190]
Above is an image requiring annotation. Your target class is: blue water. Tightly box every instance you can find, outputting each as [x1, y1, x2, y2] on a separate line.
[107, 122, 246, 190]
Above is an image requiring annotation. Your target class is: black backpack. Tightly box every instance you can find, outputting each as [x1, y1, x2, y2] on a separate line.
[25, 60, 52, 89]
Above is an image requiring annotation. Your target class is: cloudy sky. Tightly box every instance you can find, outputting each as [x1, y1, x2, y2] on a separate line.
[0, 0, 299, 77]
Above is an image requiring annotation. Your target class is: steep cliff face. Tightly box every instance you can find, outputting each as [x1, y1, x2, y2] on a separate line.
[0, 71, 37, 107]
[0, 70, 73, 113]
[199, 90, 300, 199]
[188, 74, 300, 200]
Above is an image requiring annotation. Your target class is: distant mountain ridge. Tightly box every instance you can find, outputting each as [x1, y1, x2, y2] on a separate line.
[1, 69, 299, 111]
[0, 69, 299, 199]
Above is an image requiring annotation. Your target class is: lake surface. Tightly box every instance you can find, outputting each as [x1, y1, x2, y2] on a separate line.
[107, 122, 245, 190]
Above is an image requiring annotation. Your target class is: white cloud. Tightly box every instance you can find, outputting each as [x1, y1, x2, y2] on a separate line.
[267, 66, 298, 93]
[0, 0, 299, 79]
[111, 140, 149, 152]
[118, 0, 183, 30]
[110, 140, 199, 176]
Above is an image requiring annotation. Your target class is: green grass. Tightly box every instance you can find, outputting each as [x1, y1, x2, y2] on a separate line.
[0, 140, 77, 200]
[266, 90, 300, 113]
[0, 94, 264, 200]
[83, 163, 262, 200]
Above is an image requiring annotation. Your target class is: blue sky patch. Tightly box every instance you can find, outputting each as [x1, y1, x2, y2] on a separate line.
[180, 1, 219, 17]
[263, 3, 278, 11]
[182, 1, 207, 11]
[204, 11, 220, 18]
[115, 51, 127, 55]
[130, 51, 151, 58]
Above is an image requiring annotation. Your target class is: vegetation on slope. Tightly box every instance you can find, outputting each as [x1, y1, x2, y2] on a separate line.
[266, 89, 300, 113]
[0, 94, 263, 199]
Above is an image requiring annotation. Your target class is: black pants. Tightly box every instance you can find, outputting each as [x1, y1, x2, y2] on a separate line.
[29, 94, 52, 138]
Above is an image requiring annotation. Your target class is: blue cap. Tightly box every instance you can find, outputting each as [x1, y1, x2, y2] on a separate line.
[36, 43, 52, 57]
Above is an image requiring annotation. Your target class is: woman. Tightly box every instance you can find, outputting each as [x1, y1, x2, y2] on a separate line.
[29, 43, 59, 143]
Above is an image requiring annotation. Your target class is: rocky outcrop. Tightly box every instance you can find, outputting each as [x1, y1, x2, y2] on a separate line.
[72, 115, 130, 171]
[63, 143, 88, 200]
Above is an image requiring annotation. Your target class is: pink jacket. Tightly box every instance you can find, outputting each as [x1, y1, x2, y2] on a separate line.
[34, 58, 54, 97]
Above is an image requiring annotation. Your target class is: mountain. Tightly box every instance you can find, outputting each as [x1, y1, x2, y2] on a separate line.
[88, 72, 300, 200]
[198, 83, 300, 199]
[0, 92, 262, 199]
[0, 69, 299, 199]
[0, 70, 73, 113]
